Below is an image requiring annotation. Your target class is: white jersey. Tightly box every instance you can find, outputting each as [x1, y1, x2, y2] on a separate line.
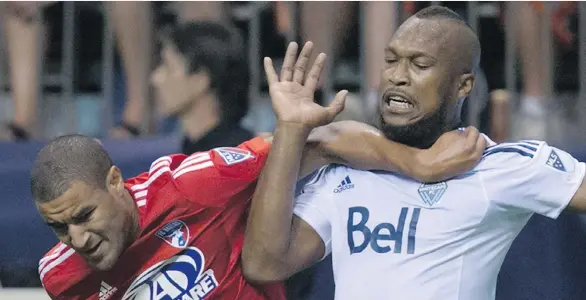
[294, 140, 585, 300]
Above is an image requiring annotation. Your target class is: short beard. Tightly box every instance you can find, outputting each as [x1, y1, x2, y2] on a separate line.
[378, 100, 459, 149]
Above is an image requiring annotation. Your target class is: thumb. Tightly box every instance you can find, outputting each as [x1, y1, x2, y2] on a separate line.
[326, 90, 348, 121]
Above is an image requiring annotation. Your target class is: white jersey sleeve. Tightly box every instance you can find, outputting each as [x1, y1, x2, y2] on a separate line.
[294, 166, 335, 258]
[481, 141, 585, 218]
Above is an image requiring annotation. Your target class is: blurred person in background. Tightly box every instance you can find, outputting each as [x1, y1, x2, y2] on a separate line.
[512, 1, 549, 139]
[150, 21, 254, 155]
[513, 2, 577, 140]
[274, 2, 397, 121]
[0, 1, 52, 141]
[107, 1, 229, 138]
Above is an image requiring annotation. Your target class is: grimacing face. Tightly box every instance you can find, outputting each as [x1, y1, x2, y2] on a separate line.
[36, 167, 138, 271]
[150, 43, 210, 117]
[378, 17, 474, 148]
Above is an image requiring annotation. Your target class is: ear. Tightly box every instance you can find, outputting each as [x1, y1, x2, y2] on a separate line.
[105, 166, 124, 195]
[188, 70, 211, 95]
[457, 73, 475, 99]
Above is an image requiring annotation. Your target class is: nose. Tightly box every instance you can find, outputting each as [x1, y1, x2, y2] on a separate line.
[68, 224, 89, 250]
[387, 60, 410, 86]
[150, 66, 162, 86]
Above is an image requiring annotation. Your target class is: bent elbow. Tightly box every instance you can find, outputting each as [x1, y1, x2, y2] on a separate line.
[241, 260, 283, 284]
[241, 251, 290, 284]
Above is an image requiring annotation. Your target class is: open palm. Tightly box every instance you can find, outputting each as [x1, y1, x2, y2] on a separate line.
[265, 42, 348, 128]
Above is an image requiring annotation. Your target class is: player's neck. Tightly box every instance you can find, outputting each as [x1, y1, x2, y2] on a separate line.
[125, 189, 141, 246]
[181, 93, 221, 141]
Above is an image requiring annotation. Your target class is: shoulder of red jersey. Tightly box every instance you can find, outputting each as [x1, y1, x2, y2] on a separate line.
[126, 137, 271, 208]
[39, 243, 87, 296]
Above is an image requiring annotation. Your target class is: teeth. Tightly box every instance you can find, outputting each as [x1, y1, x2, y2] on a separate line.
[386, 96, 413, 109]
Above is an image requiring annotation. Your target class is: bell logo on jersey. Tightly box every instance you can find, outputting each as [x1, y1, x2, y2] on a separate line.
[213, 147, 254, 165]
[347, 206, 421, 255]
[122, 247, 218, 300]
[156, 220, 190, 249]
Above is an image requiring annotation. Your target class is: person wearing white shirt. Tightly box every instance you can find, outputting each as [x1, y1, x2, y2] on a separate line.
[241, 5, 586, 300]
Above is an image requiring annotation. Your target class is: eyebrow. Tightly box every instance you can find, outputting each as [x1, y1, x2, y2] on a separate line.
[45, 205, 95, 227]
[385, 46, 434, 59]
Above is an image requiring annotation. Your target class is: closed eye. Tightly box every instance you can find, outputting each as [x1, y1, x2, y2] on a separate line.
[72, 207, 96, 224]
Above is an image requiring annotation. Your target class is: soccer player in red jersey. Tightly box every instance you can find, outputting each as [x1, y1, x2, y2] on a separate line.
[32, 45, 484, 300]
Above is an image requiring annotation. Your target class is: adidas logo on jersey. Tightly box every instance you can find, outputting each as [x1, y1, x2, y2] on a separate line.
[99, 281, 117, 300]
[334, 176, 354, 193]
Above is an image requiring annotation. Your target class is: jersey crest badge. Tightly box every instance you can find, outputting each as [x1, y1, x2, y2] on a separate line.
[546, 149, 566, 172]
[418, 182, 447, 206]
[214, 147, 254, 165]
[156, 220, 190, 249]
[122, 247, 218, 300]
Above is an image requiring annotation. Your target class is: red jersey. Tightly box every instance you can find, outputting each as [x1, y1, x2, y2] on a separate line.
[38, 137, 285, 300]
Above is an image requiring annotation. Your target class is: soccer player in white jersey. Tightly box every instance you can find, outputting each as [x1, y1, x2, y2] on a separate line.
[242, 5, 586, 300]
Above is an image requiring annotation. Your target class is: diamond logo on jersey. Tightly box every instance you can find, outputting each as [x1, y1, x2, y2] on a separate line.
[99, 281, 117, 300]
[546, 149, 566, 172]
[213, 147, 254, 165]
[156, 220, 190, 249]
[418, 182, 447, 206]
[122, 247, 218, 300]
[333, 176, 355, 193]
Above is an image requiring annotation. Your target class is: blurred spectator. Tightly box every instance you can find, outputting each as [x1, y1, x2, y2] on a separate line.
[512, 2, 577, 139]
[274, 2, 397, 122]
[513, 2, 548, 139]
[150, 21, 253, 155]
[107, 1, 229, 139]
[0, 1, 53, 141]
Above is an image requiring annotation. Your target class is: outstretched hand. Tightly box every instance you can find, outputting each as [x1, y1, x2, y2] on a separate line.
[264, 41, 348, 130]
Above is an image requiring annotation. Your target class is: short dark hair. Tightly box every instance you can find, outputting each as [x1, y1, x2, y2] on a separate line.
[166, 21, 249, 124]
[30, 135, 113, 203]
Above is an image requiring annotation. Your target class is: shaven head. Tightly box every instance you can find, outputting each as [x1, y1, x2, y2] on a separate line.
[378, 6, 482, 149]
[31, 134, 113, 202]
[413, 6, 481, 75]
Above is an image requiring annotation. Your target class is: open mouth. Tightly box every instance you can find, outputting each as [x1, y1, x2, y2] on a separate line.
[383, 91, 415, 113]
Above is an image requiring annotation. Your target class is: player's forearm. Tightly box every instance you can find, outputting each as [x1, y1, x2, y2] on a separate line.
[305, 121, 428, 180]
[243, 122, 310, 281]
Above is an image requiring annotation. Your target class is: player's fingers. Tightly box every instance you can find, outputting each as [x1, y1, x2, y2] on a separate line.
[280, 42, 298, 82]
[293, 41, 313, 84]
[327, 90, 348, 120]
[305, 53, 327, 92]
[264, 57, 279, 86]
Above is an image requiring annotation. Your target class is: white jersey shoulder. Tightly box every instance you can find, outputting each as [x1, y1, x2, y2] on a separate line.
[476, 139, 585, 219]
[293, 137, 585, 300]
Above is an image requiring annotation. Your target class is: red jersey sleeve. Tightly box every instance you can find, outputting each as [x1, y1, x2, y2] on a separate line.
[172, 137, 270, 207]
[39, 243, 85, 299]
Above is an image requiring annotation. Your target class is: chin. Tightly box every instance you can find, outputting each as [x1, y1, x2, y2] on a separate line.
[89, 245, 121, 271]
[91, 254, 116, 271]
[381, 114, 420, 127]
